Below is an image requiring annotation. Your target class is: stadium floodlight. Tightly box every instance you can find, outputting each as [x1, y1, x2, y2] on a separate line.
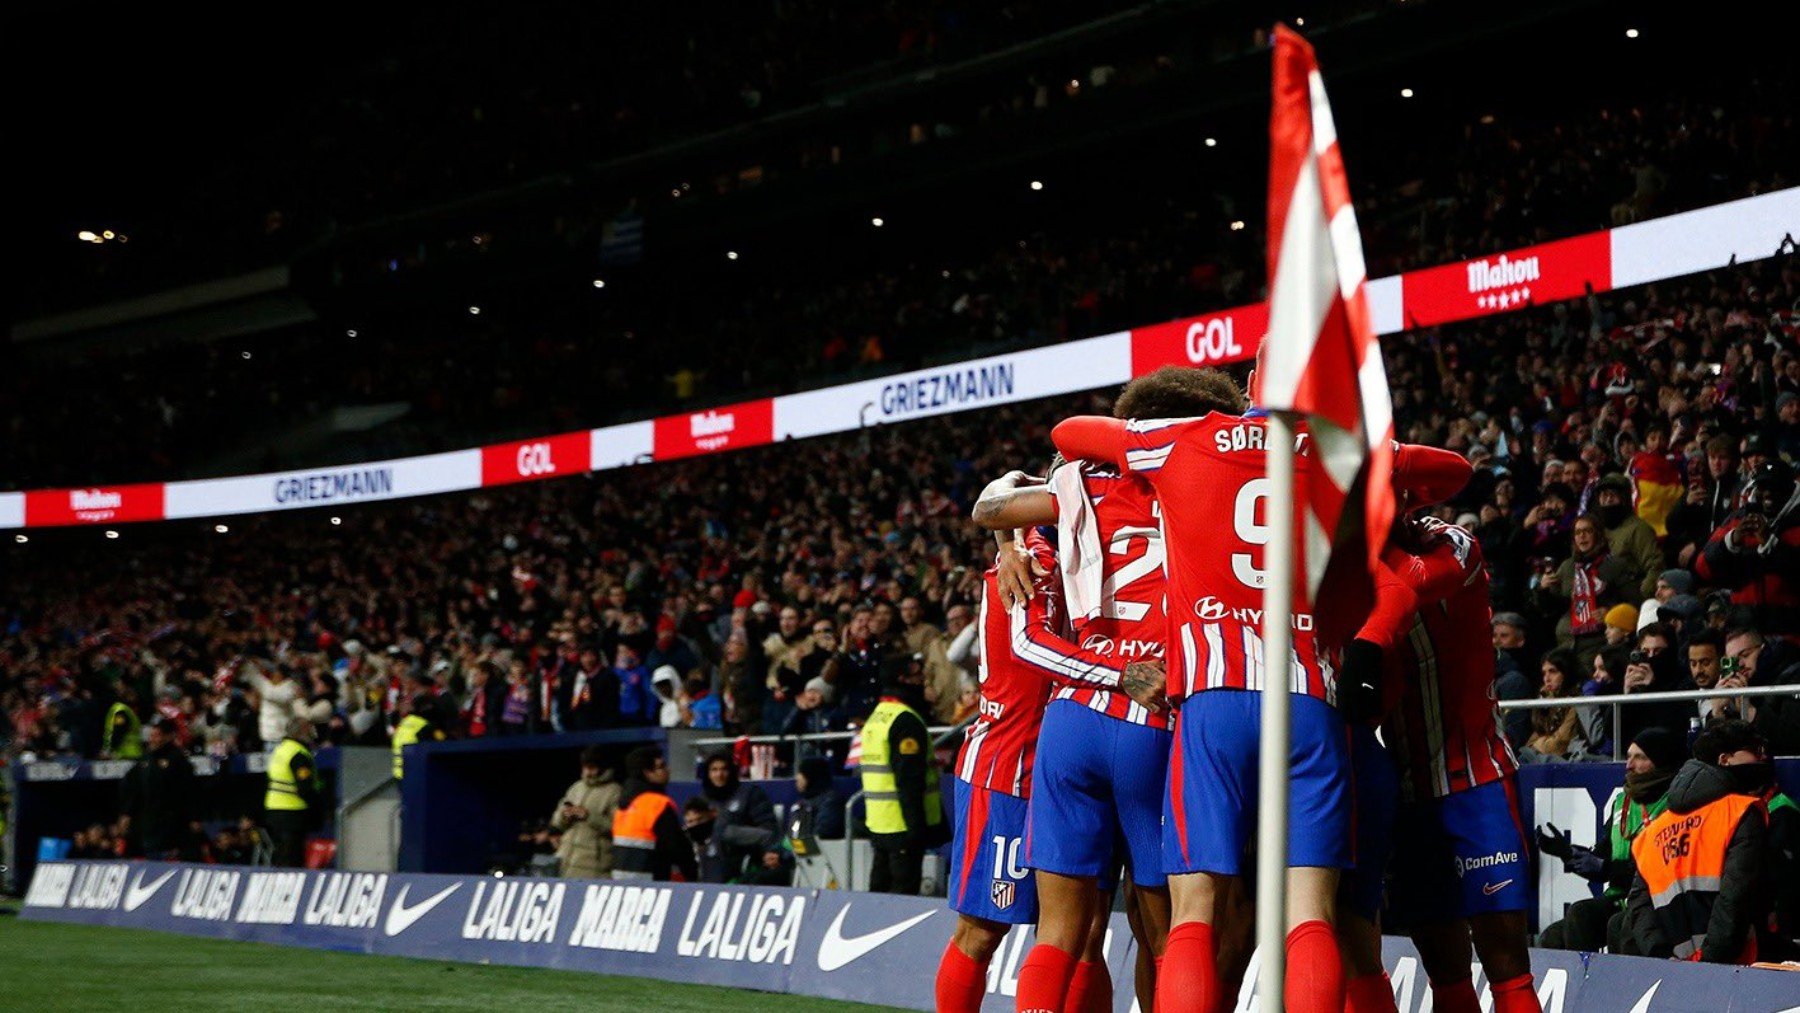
[1204, 137, 1217, 147]
[330, 516, 342, 526]
[727, 250, 739, 260]
[592, 279, 606, 289]
[241, 351, 252, 360]
[13, 534, 26, 544]
[214, 524, 229, 534]
[468, 305, 481, 315]
[871, 217, 884, 228]
[1030, 180, 1044, 191]
[346, 329, 358, 338]
[1401, 87, 1415, 98]
[1626, 27, 1639, 38]
[104, 530, 119, 540]
[1230, 220, 1246, 231]
[77, 230, 100, 242]
[102, 230, 115, 240]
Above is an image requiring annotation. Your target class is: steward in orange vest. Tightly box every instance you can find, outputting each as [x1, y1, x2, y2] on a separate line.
[610, 745, 698, 881]
[1625, 755, 1768, 963]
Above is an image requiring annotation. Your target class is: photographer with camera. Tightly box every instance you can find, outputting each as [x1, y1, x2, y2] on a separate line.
[1697, 460, 1800, 638]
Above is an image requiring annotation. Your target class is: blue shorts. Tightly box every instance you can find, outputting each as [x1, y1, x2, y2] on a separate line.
[1025, 699, 1173, 888]
[1388, 777, 1530, 924]
[947, 776, 1038, 924]
[1162, 689, 1352, 876]
[1339, 724, 1399, 922]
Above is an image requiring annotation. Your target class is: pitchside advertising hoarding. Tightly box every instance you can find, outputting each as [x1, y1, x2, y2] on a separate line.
[22, 861, 1797, 1011]
[2, 187, 1795, 531]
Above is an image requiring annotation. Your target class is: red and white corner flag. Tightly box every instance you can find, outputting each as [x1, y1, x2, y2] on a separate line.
[1255, 24, 1395, 602]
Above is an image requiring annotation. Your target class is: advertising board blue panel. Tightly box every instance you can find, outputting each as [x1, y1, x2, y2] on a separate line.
[22, 861, 1799, 1011]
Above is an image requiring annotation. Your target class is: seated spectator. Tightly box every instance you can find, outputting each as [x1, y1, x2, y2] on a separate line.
[781, 677, 842, 739]
[1603, 605, 1639, 647]
[1537, 726, 1684, 952]
[1523, 648, 1594, 763]
[1580, 646, 1629, 755]
[1623, 721, 1772, 964]
[791, 755, 845, 841]
[1492, 612, 1535, 749]
[1617, 623, 1693, 747]
[696, 751, 778, 883]
[1637, 569, 1695, 630]
[1693, 721, 1798, 960]
[1679, 631, 1734, 724]
[1721, 628, 1800, 755]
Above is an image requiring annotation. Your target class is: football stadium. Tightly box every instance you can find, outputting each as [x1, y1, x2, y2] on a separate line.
[4, 2, 1799, 1010]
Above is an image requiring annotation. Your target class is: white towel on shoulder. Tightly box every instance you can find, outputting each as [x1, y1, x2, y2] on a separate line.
[1051, 462, 1106, 624]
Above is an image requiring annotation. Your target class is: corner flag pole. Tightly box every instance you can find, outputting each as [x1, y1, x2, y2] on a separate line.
[1255, 412, 1296, 1012]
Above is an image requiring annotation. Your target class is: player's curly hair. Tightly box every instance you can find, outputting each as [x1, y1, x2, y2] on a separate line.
[1112, 366, 1247, 420]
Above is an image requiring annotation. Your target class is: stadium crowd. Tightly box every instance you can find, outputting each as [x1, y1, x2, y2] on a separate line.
[4, 257, 1798, 765]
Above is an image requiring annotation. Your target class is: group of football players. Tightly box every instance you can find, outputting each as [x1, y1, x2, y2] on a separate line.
[932, 365, 1542, 1013]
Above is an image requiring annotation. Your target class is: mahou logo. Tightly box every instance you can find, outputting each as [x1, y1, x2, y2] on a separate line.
[25, 483, 164, 526]
[690, 410, 736, 446]
[71, 489, 123, 513]
[1402, 231, 1611, 327]
[653, 398, 772, 461]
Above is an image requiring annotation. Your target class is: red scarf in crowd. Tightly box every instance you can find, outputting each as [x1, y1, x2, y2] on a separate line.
[1570, 553, 1607, 636]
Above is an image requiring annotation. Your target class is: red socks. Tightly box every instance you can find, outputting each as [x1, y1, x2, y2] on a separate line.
[1064, 960, 1113, 1013]
[1344, 972, 1398, 1013]
[1490, 973, 1541, 1013]
[1155, 922, 1220, 1013]
[1283, 920, 1345, 1013]
[1431, 978, 1481, 1013]
[1016, 943, 1077, 1013]
[936, 940, 989, 1013]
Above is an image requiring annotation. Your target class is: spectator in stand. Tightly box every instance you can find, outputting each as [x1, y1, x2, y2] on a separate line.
[1538, 726, 1685, 953]
[1678, 631, 1735, 724]
[461, 661, 506, 738]
[1719, 628, 1800, 756]
[1603, 604, 1639, 648]
[1610, 624, 1693, 747]
[1537, 514, 1634, 669]
[1636, 570, 1695, 630]
[696, 751, 780, 883]
[718, 631, 764, 735]
[498, 659, 534, 736]
[1595, 474, 1662, 598]
[681, 674, 723, 730]
[1524, 648, 1592, 763]
[782, 677, 843, 741]
[650, 666, 683, 728]
[615, 647, 658, 726]
[647, 616, 703, 680]
[564, 647, 619, 731]
[1696, 461, 1800, 638]
[1492, 612, 1535, 750]
[549, 745, 621, 879]
[247, 661, 299, 751]
[119, 718, 196, 860]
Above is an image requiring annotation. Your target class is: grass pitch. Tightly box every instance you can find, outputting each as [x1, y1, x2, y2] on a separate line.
[0, 913, 902, 1012]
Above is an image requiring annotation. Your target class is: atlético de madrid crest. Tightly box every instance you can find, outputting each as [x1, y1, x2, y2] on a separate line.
[990, 879, 1016, 911]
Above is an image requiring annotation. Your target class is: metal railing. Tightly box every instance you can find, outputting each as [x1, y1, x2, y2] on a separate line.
[1497, 684, 1800, 759]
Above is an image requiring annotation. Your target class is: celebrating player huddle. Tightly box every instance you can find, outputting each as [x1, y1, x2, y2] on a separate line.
[934, 366, 1540, 1013]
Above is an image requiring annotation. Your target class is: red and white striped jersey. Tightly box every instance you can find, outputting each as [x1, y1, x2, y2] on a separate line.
[1052, 413, 1334, 706]
[1378, 519, 1519, 801]
[1011, 468, 1171, 729]
[955, 559, 1055, 797]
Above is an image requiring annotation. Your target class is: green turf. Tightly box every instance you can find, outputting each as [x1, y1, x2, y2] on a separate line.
[0, 914, 904, 1012]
